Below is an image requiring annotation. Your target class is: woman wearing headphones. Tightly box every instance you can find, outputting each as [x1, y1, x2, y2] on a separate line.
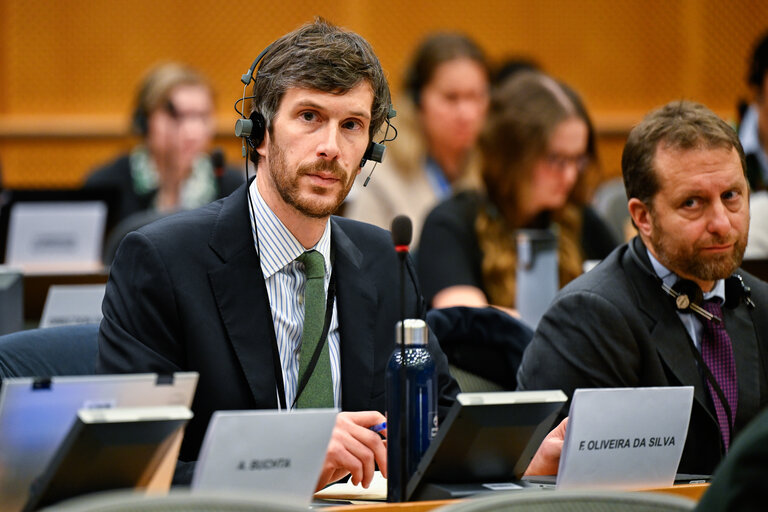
[84, 62, 243, 225]
[344, 33, 490, 246]
[417, 71, 617, 314]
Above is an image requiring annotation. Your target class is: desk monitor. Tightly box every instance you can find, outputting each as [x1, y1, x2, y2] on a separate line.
[23, 406, 192, 512]
[0, 373, 198, 512]
[406, 390, 567, 501]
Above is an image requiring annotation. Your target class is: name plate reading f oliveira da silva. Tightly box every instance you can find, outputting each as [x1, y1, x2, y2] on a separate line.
[557, 386, 693, 490]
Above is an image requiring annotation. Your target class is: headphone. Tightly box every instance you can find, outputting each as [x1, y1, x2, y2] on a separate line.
[627, 240, 756, 323]
[627, 239, 757, 447]
[234, 43, 397, 169]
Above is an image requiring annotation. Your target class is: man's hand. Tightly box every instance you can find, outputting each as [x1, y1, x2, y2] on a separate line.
[524, 417, 568, 476]
[315, 411, 388, 492]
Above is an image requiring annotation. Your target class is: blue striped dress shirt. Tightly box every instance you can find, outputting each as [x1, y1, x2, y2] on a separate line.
[248, 179, 341, 409]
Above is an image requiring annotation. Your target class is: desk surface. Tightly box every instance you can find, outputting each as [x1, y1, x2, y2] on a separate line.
[322, 484, 709, 512]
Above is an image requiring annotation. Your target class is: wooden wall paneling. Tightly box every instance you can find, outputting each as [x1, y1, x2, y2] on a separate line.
[1, 0, 767, 188]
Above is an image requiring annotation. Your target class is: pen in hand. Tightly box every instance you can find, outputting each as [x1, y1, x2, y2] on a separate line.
[370, 421, 387, 433]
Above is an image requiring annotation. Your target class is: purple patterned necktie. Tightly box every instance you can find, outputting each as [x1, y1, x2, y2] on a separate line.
[699, 300, 738, 451]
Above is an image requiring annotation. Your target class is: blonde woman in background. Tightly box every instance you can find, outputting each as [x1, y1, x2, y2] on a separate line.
[345, 33, 490, 245]
[85, 62, 243, 224]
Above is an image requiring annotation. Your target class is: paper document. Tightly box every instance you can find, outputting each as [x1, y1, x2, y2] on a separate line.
[314, 471, 387, 502]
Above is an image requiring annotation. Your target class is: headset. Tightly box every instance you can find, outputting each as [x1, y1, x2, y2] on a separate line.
[234, 43, 397, 171]
[628, 239, 759, 447]
[627, 239, 755, 321]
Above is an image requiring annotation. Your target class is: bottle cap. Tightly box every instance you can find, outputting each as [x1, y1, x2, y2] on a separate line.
[395, 319, 428, 346]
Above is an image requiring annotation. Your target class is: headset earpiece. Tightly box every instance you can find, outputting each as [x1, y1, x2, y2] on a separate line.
[360, 141, 386, 168]
[246, 112, 266, 164]
[664, 278, 721, 323]
[359, 105, 397, 169]
[724, 274, 756, 309]
[234, 111, 267, 149]
[671, 279, 704, 311]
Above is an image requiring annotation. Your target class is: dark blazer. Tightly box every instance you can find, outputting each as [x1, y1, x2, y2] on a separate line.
[96, 183, 459, 463]
[517, 236, 768, 475]
[84, 154, 244, 224]
[695, 406, 768, 511]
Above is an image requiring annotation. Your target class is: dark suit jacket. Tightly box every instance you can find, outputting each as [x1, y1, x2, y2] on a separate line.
[84, 153, 244, 224]
[96, 183, 459, 464]
[517, 236, 768, 474]
[695, 406, 768, 512]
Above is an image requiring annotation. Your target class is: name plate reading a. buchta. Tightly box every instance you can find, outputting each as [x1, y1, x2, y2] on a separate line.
[557, 386, 693, 490]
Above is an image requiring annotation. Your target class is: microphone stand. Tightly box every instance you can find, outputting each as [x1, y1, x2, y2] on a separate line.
[391, 215, 412, 502]
[398, 248, 407, 502]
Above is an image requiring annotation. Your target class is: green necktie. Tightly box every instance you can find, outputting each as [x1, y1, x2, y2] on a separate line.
[295, 250, 333, 408]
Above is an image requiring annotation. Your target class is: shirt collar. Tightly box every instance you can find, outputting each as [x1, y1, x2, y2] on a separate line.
[250, 179, 332, 280]
[424, 155, 452, 199]
[646, 248, 725, 303]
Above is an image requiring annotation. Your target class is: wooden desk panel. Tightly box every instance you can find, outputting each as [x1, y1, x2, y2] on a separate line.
[323, 484, 708, 512]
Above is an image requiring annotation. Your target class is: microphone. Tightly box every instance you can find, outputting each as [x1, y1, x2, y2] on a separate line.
[390, 215, 411, 502]
[391, 215, 412, 254]
[363, 168, 376, 187]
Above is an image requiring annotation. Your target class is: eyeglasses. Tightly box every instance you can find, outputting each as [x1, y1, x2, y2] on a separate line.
[544, 152, 590, 174]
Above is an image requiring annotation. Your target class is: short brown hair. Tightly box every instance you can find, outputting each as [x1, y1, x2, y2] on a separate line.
[403, 32, 489, 107]
[133, 62, 212, 136]
[622, 100, 746, 205]
[249, 18, 391, 164]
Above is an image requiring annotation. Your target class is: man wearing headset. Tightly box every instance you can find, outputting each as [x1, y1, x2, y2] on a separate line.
[517, 100, 768, 475]
[96, 19, 464, 490]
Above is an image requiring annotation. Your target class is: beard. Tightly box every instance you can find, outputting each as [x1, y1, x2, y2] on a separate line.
[266, 137, 356, 219]
[651, 217, 748, 283]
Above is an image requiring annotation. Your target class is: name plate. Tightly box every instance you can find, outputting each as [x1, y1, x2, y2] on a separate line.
[6, 201, 106, 266]
[39, 284, 106, 328]
[557, 386, 693, 490]
[192, 409, 337, 505]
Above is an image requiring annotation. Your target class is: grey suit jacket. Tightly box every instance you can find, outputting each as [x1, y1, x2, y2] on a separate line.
[517, 236, 768, 474]
[97, 182, 459, 463]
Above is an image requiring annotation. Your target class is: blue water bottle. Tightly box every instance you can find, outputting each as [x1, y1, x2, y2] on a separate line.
[386, 319, 438, 502]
